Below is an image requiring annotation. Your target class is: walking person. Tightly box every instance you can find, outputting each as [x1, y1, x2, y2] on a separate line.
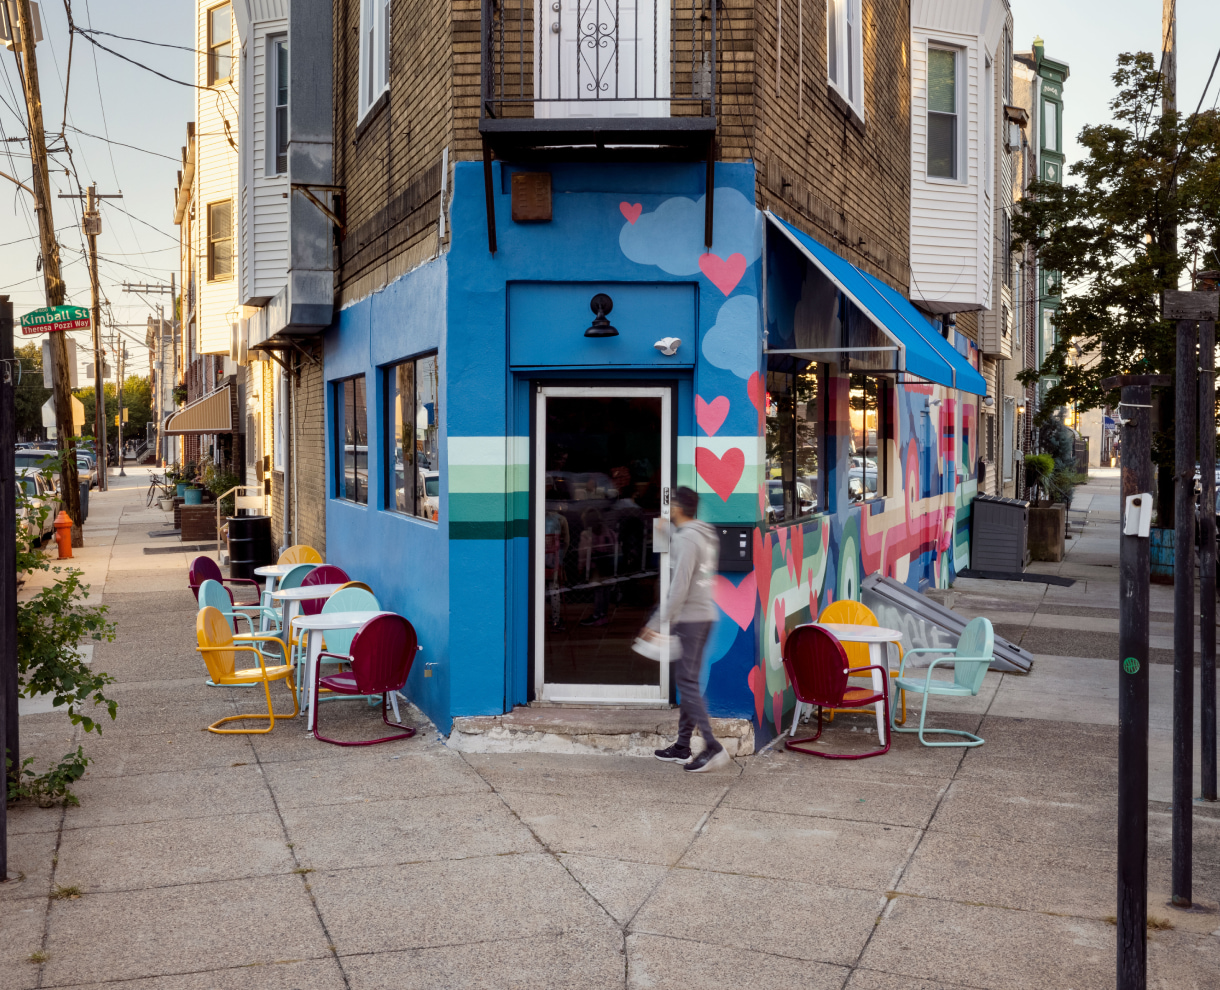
[636, 486, 730, 772]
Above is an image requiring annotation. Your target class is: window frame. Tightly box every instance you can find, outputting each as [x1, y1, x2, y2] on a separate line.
[1042, 96, 1061, 153]
[764, 359, 824, 527]
[268, 35, 288, 177]
[847, 373, 892, 504]
[206, 3, 232, 87]
[826, 0, 864, 120]
[358, 0, 391, 122]
[925, 44, 961, 182]
[383, 351, 441, 521]
[334, 375, 369, 505]
[206, 200, 233, 282]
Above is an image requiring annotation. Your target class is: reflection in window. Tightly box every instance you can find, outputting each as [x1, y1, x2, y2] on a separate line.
[849, 374, 889, 502]
[386, 353, 440, 519]
[335, 376, 368, 504]
[765, 362, 820, 525]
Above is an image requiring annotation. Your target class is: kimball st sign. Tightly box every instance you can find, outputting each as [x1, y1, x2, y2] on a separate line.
[20, 305, 91, 336]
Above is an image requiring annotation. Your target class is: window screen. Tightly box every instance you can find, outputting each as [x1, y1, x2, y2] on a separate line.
[927, 48, 958, 179]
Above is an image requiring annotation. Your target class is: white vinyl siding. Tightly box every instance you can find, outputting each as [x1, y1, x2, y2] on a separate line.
[236, 8, 289, 309]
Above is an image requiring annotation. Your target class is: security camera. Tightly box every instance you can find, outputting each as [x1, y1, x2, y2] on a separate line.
[654, 337, 681, 356]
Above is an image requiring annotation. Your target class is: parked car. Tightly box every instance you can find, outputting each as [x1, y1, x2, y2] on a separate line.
[17, 467, 61, 542]
[422, 470, 440, 519]
[76, 454, 97, 489]
[765, 479, 816, 524]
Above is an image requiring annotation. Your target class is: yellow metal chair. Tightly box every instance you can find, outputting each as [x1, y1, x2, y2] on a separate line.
[336, 580, 374, 594]
[818, 599, 906, 725]
[278, 544, 323, 565]
[196, 606, 299, 734]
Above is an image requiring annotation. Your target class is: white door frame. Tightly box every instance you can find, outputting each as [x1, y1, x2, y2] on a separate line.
[534, 385, 671, 705]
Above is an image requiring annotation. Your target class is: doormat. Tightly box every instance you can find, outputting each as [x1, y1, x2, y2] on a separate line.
[143, 544, 215, 555]
[148, 530, 180, 538]
[957, 568, 1076, 587]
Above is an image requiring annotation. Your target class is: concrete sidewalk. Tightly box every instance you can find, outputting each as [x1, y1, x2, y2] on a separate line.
[3, 467, 1218, 989]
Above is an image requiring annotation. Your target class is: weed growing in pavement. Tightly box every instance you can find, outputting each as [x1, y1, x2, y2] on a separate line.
[7, 749, 91, 807]
[51, 884, 82, 900]
[27, 951, 49, 964]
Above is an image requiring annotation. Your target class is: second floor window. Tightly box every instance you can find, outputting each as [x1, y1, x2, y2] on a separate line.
[927, 47, 959, 179]
[207, 200, 232, 281]
[271, 38, 288, 175]
[207, 4, 232, 86]
[1043, 98, 1060, 152]
[827, 0, 863, 116]
[359, 0, 390, 119]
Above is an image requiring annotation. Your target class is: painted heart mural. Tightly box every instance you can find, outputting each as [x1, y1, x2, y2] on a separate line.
[695, 446, 744, 502]
[746, 371, 766, 433]
[695, 395, 730, 437]
[713, 573, 757, 631]
[699, 251, 747, 296]
[619, 202, 642, 224]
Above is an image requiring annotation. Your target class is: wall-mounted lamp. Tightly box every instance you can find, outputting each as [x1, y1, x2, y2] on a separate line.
[984, 395, 995, 407]
[1017, 403, 1026, 416]
[584, 293, 618, 337]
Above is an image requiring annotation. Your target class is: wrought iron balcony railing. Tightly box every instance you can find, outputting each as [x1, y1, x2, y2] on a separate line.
[480, 0, 717, 152]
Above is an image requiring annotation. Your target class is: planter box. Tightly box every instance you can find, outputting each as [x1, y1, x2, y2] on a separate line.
[179, 504, 218, 542]
[1027, 504, 1066, 562]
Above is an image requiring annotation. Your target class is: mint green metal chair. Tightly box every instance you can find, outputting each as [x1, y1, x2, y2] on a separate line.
[891, 616, 993, 747]
[197, 579, 282, 686]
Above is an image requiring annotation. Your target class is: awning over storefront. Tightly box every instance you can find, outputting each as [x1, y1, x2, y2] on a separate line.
[164, 385, 235, 435]
[765, 213, 988, 395]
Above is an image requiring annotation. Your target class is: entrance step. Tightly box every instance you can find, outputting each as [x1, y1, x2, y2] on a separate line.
[448, 707, 755, 758]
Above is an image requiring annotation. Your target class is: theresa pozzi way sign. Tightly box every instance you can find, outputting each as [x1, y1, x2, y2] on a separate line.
[20, 305, 91, 335]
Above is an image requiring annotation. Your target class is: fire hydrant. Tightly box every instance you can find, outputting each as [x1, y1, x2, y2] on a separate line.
[53, 510, 74, 559]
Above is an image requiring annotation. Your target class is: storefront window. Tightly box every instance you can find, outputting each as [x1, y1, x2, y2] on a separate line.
[386, 353, 440, 519]
[334, 376, 368, 504]
[849, 374, 890, 502]
[764, 361, 821, 525]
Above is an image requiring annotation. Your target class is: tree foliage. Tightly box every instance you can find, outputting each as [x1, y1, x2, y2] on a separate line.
[1012, 52, 1220, 413]
[13, 342, 53, 438]
[76, 375, 153, 443]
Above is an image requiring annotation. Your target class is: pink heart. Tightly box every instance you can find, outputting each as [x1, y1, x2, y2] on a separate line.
[772, 690, 785, 732]
[713, 573, 757, 631]
[695, 446, 745, 502]
[790, 526, 804, 586]
[747, 666, 765, 725]
[753, 529, 772, 610]
[699, 252, 747, 296]
[695, 395, 730, 437]
[619, 202, 642, 224]
[746, 372, 766, 433]
[774, 599, 789, 656]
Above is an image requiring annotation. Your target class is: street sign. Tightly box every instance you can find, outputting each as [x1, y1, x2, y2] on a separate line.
[21, 305, 91, 335]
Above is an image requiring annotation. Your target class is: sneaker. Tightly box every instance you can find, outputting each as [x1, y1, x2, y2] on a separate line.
[654, 743, 692, 764]
[684, 746, 730, 773]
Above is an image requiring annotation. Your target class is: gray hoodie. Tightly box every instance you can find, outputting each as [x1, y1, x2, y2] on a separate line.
[659, 518, 719, 626]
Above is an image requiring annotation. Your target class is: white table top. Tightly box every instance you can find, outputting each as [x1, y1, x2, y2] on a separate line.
[255, 564, 303, 578]
[292, 610, 387, 631]
[271, 583, 344, 602]
[814, 623, 903, 644]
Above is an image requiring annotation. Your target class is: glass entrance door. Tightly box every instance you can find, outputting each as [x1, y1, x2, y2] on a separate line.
[534, 386, 671, 704]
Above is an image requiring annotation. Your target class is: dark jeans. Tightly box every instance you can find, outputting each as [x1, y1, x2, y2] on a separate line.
[673, 621, 720, 753]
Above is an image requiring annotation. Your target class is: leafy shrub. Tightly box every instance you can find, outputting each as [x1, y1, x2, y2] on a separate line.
[1024, 453, 1055, 504]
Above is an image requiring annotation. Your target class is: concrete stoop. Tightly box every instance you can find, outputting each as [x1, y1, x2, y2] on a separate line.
[448, 706, 755, 758]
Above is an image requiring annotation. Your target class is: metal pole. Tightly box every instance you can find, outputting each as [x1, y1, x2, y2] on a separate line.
[1, 295, 17, 879]
[1200, 313, 1217, 803]
[1173, 317, 1196, 907]
[1115, 378, 1153, 990]
[116, 339, 126, 477]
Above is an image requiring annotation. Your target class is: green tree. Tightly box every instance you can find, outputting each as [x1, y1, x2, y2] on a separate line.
[76, 376, 153, 446]
[13, 341, 53, 439]
[1012, 52, 1220, 518]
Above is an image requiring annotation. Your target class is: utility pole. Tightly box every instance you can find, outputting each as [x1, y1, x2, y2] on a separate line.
[14, 0, 82, 544]
[123, 282, 176, 468]
[59, 184, 123, 492]
[116, 337, 127, 477]
[1, 295, 17, 880]
[1198, 269, 1219, 805]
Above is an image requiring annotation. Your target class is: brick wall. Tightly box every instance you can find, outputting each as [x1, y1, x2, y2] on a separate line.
[265, 354, 326, 557]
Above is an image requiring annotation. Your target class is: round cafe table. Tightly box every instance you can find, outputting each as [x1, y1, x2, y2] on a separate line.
[803, 623, 904, 745]
[254, 564, 305, 630]
[290, 610, 390, 732]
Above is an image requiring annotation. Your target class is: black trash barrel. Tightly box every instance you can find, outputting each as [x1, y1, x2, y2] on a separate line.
[228, 514, 274, 581]
[78, 481, 89, 523]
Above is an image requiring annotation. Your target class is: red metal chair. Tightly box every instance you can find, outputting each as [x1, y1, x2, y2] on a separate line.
[312, 613, 419, 746]
[299, 565, 351, 616]
[782, 624, 891, 759]
[188, 555, 260, 605]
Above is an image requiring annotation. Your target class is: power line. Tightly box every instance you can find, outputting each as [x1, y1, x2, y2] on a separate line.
[65, 124, 178, 162]
[105, 201, 178, 242]
[75, 27, 209, 57]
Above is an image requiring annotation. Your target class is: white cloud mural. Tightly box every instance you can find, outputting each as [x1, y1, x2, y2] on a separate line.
[619, 187, 762, 276]
[701, 295, 761, 379]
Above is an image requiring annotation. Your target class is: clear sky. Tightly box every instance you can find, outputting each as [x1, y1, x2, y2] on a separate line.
[2, 1, 1217, 366]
